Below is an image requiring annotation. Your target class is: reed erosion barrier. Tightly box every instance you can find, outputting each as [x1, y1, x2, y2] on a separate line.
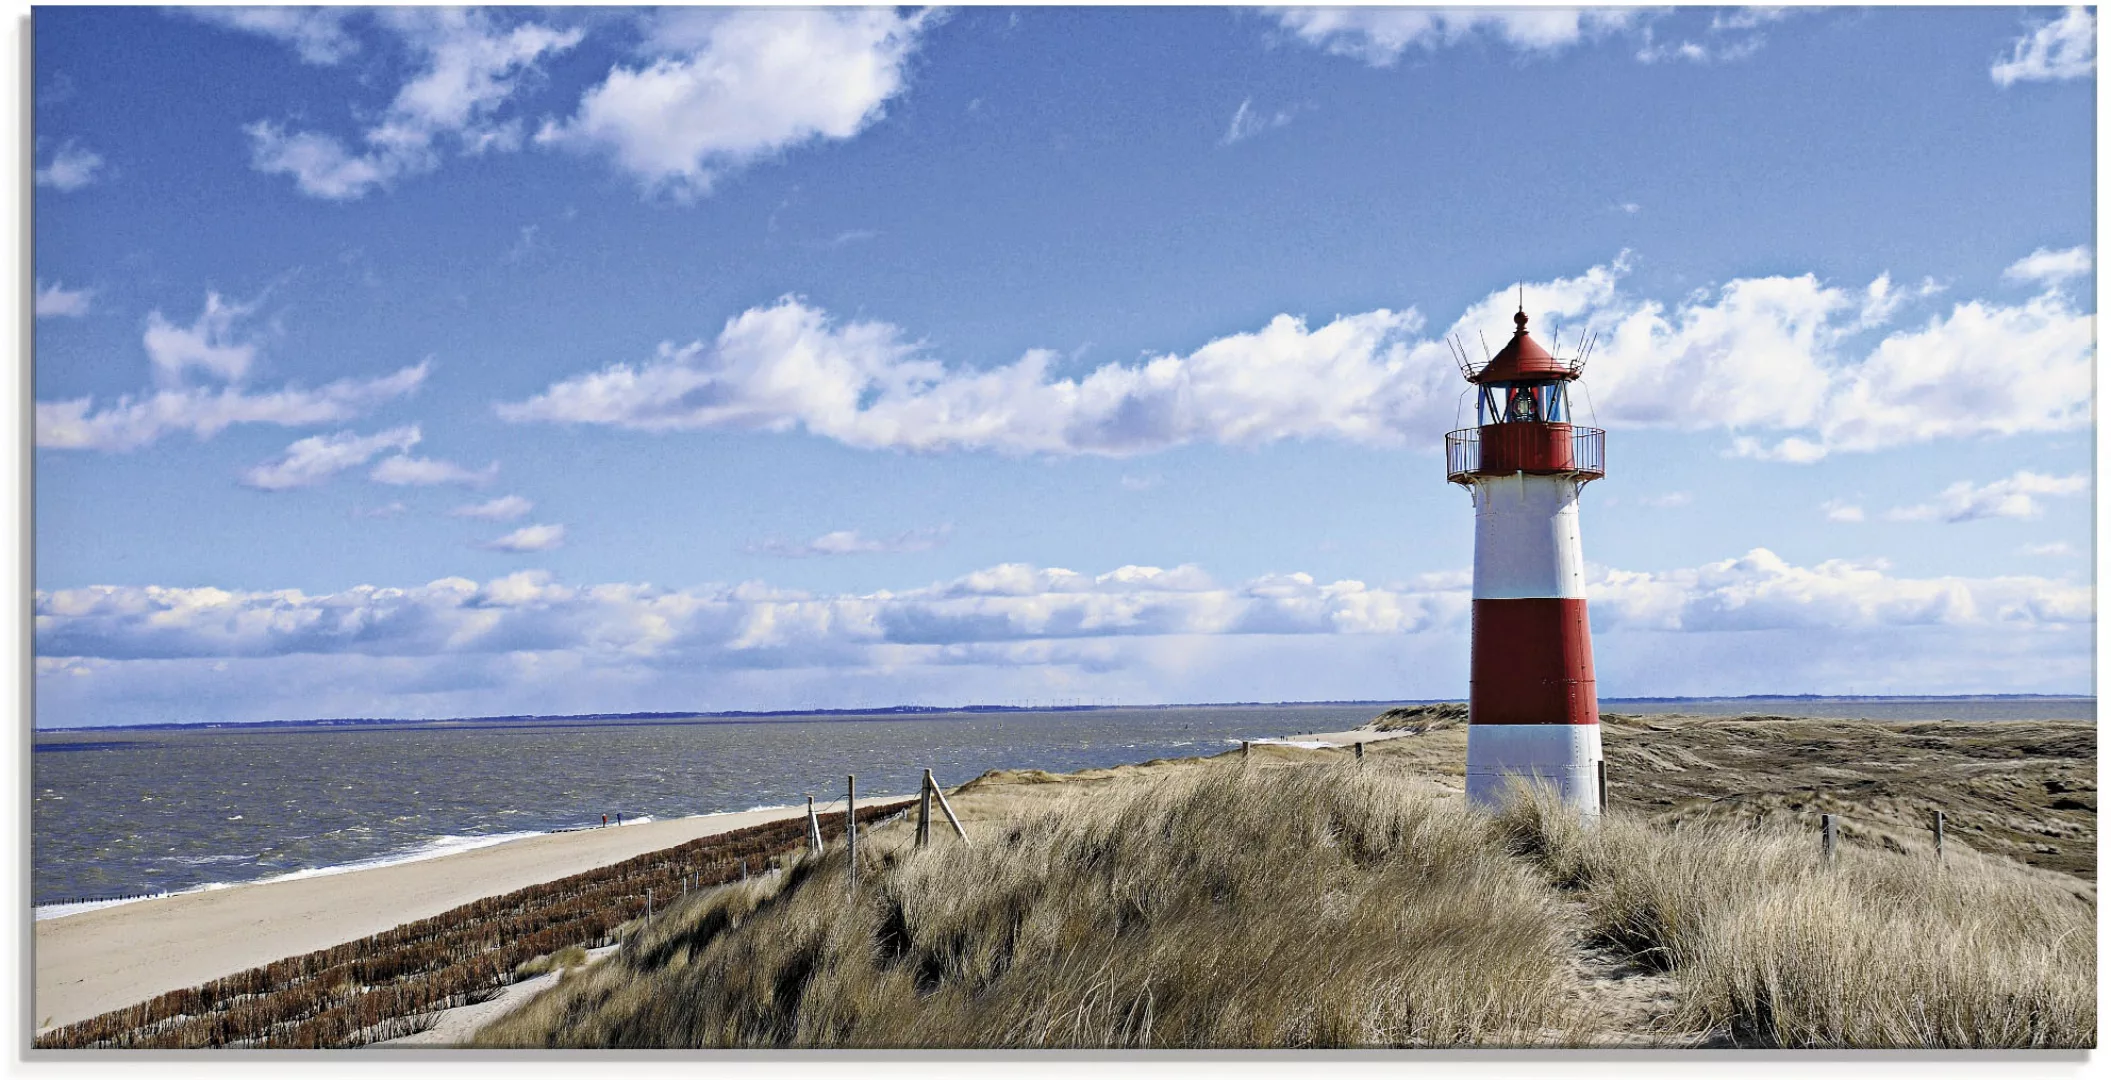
[36, 797, 913, 1049]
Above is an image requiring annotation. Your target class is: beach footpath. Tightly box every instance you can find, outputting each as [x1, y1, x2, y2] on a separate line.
[34, 805, 821, 1033]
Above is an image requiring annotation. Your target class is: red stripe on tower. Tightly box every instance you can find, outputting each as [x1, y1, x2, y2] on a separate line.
[1444, 305, 1606, 816]
[1469, 598, 1597, 726]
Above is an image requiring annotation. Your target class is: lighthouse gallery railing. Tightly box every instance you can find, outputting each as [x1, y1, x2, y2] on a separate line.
[1446, 424, 1605, 484]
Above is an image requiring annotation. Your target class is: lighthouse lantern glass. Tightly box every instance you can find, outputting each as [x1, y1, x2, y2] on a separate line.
[1481, 383, 1568, 425]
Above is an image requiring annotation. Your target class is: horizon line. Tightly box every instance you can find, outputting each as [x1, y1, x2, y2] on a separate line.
[32, 692, 2097, 734]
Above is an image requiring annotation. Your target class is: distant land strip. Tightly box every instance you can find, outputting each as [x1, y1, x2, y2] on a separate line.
[32, 694, 2094, 734]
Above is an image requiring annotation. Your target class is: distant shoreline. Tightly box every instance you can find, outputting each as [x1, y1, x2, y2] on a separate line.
[32, 693, 2097, 735]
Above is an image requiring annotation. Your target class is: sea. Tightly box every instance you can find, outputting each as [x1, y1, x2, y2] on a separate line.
[30, 696, 2094, 913]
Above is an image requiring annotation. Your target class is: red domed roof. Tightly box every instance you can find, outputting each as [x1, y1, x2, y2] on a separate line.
[1469, 310, 1576, 384]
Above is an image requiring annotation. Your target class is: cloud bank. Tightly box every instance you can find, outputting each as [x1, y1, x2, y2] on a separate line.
[500, 252, 2093, 463]
[37, 551, 2087, 665]
[34, 550, 2089, 725]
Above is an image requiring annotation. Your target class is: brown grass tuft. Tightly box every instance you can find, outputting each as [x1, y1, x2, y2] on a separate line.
[1495, 785, 2095, 1048]
[1365, 703, 1469, 734]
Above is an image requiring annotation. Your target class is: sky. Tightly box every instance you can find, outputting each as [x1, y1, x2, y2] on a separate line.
[29, 5, 2098, 727]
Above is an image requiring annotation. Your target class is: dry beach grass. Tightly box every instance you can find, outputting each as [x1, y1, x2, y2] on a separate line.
[478, 764, 1581, 1048]
[479, 715, 2096, 1049]
[1495, 784, 2094, 1047]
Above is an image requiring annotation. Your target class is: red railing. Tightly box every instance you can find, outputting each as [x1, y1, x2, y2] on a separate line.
[1446, 424, 1605, 484]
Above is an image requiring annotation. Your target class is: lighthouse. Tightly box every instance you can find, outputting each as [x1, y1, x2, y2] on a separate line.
[1445, 306, 1606, 816]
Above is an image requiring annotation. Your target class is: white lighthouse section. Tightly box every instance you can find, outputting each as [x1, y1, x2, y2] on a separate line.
[1465, 467, 1604, 818]
[1470, 473, 1586, 600]
[1464, 725, 1603, 814]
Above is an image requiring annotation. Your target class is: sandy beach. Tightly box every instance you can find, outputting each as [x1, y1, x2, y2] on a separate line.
[33, 803, 850, 1032]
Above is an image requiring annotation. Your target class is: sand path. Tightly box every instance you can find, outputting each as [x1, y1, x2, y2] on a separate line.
[34, 804, 833, 1032]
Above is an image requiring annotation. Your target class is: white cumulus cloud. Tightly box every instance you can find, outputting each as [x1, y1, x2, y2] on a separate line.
[748, 526, 951, 558]
[481, 524, 566, 553]
[1991, 6, 2095, 86]
[35, 280, 93, 318]
[1272, 7, 1644, 64]
[35, 141, 105, 191]
[246, 9, 582, 199]
[450, 494, 534, 521]
[37, 362, 429, 452]
[371, 454, 498, 487]
[242, 426, 423, 491]
[1820, 499, 1866, 523]
[143, 292, 261, 384]
[2002, 245, 2092, 287]
[184, 6, 362, 65]
[538, 7, 928, 200]
[1884, 470, 2089, 524]
[498, 295, 1437, 455]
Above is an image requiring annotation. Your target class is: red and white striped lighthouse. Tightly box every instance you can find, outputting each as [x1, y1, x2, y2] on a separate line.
[1445, 306, 1606, 815]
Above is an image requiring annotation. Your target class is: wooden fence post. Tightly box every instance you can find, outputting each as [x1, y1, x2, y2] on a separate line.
[806, 794, 824, 856]
[1821, 814, 1837, 863]
[918, 769, 935, 848]
[1242, 740, 1251, 764]
[645, 887, 652, 924]
[1354, 741, 1365, 763]
[847, 775, 858, 892]
[1932, 810, 1945, 862]
[930, 773, 969, 842]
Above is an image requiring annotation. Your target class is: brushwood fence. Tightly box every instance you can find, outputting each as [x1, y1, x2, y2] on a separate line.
[36, 799, 911, 1050]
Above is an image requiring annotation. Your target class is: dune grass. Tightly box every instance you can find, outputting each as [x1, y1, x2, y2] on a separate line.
[477, 764, 1578, 1048]
[1494, 785, 2095, 1048]
[479, 755, 2094, 1050]
[513, 945, 589, 979]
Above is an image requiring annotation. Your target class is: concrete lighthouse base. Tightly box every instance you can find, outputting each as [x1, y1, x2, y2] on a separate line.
[1464, 723, 1603, 816]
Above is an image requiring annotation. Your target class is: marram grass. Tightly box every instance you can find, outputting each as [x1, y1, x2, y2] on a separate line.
[479, 763, 2094, 1049]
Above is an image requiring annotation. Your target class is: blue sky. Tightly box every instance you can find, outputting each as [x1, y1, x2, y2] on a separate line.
[31, 6, 2097, 727]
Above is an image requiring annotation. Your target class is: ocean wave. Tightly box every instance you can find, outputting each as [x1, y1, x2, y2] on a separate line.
[251, 829, 552, 886]
[35, 828, 553, 921]
[34, 894, 171, 921]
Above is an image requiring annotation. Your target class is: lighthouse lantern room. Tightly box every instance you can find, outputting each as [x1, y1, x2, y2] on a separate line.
[1445, 306, 1606, 816]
